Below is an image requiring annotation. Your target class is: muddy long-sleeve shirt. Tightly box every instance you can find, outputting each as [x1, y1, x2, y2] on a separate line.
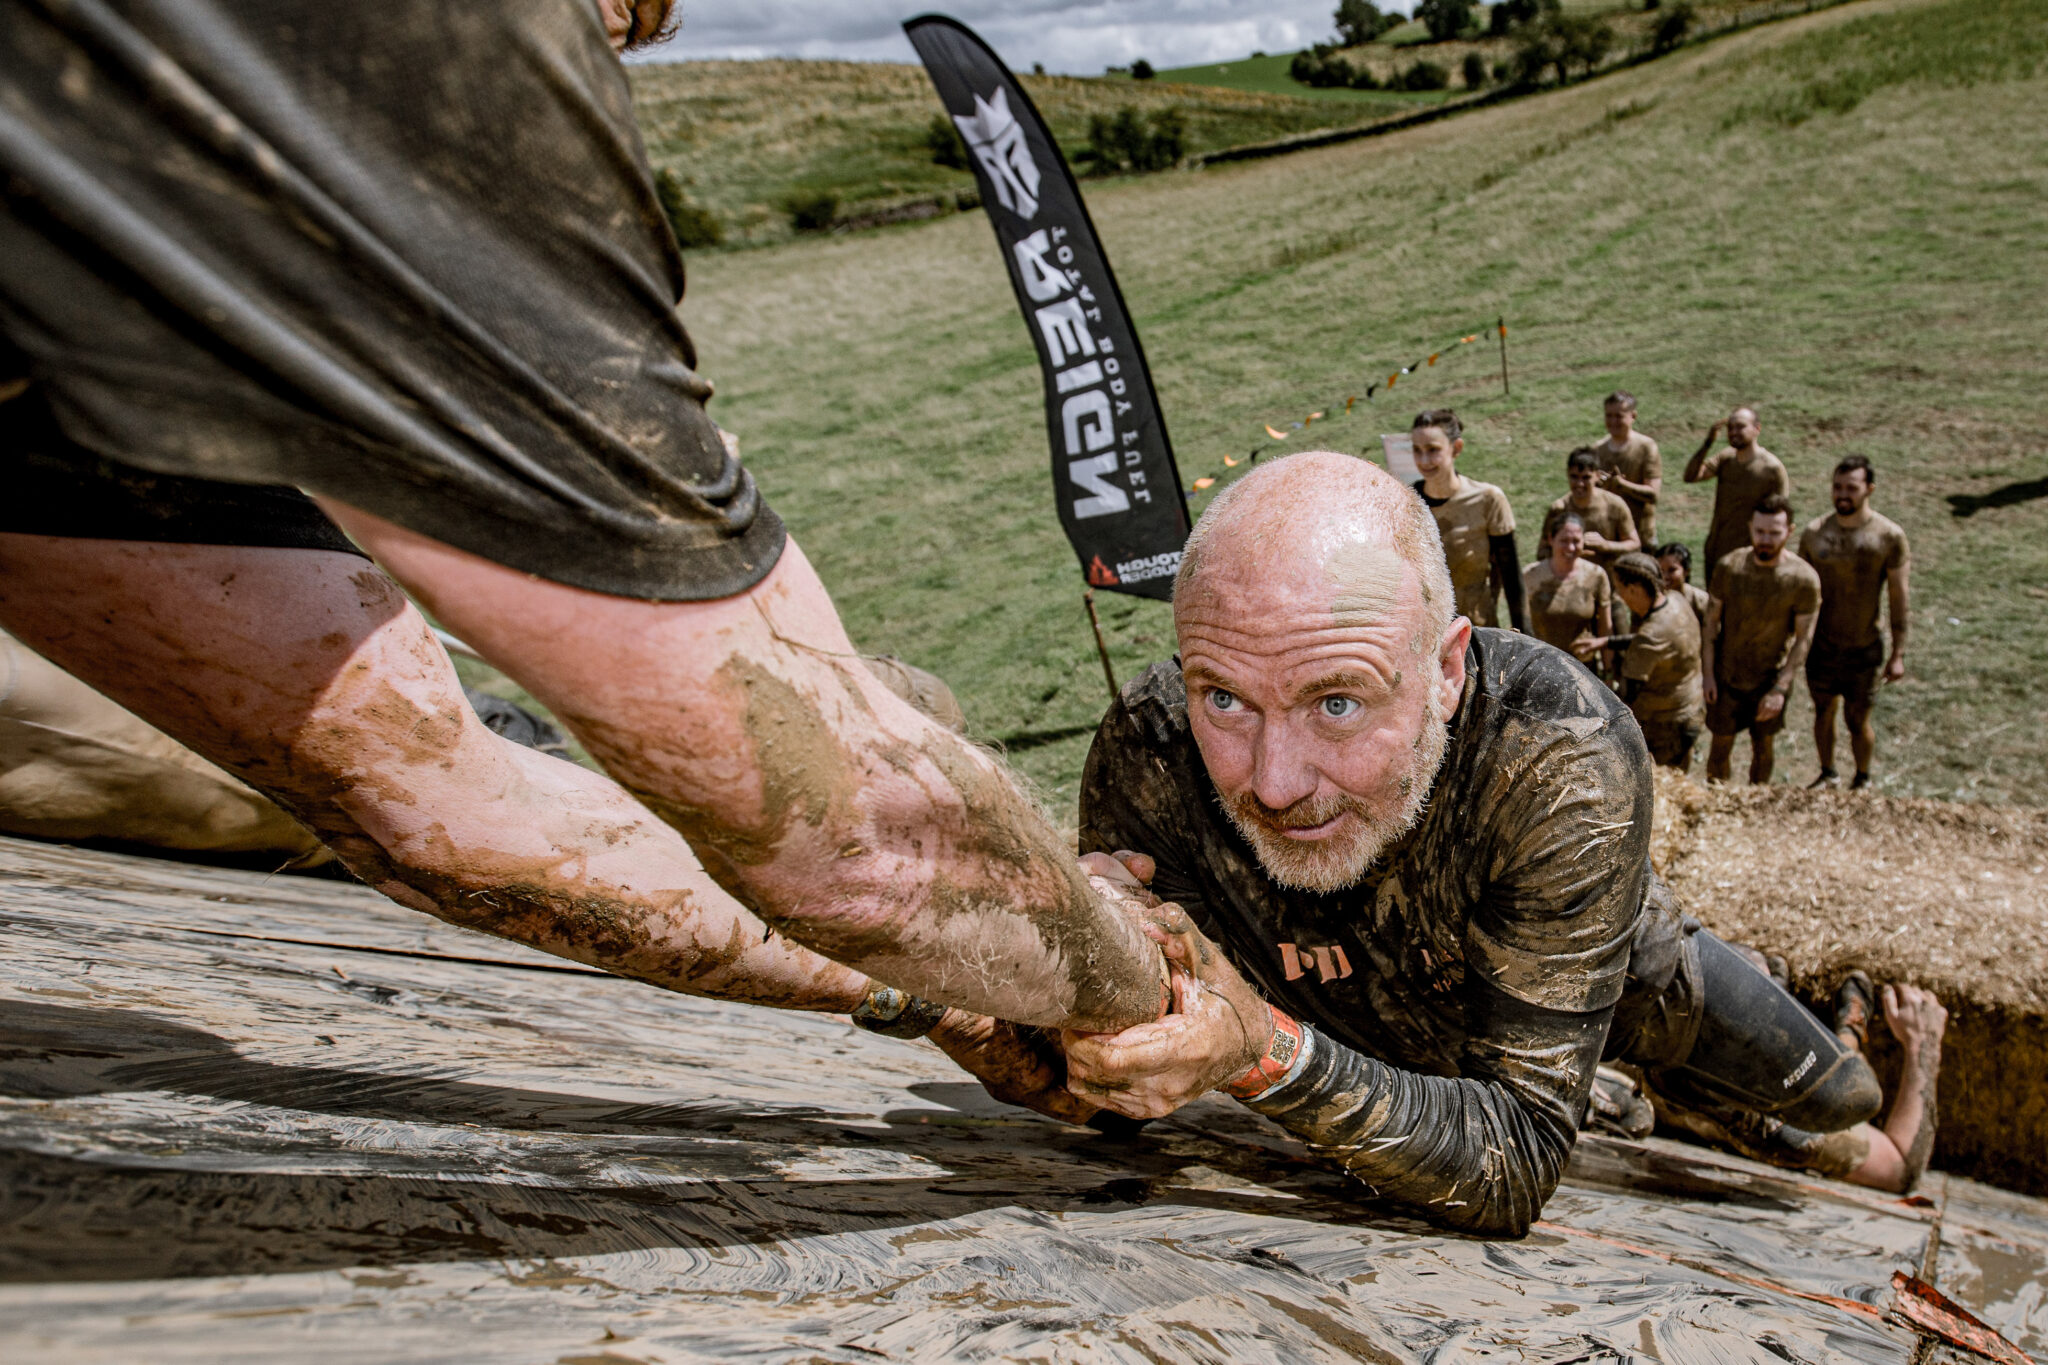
[1079, 629, 1658, 1236]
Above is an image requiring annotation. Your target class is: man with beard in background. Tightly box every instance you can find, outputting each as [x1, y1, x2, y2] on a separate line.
[1055, 453, 1884, 1236]
[1798, 456, 1911, 790]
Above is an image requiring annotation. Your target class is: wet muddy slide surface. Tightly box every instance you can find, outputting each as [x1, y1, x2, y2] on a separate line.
[0, 837, 2040, 1363]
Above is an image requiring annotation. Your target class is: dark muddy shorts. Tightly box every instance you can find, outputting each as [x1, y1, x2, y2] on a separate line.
[1637, 716, 1702, 769]
[1806, 642, 1884, 707]
[0, 378, 364, 556]
[0, 0, 782, 602]
[1707, 679, 1787, 738]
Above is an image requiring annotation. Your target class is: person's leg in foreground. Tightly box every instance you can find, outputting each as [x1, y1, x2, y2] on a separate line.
[0, 532, 1102, 1120]
[0, 536, 877, 1012]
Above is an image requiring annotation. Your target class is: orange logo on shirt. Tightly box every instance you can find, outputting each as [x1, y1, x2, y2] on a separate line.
[1086, 555, 1119, 586]
[1279, 942, 1354, 984]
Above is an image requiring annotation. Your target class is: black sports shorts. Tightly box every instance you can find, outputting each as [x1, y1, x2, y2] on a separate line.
[0, 0, 782, 601]
[1806, 641, 1885, 706]
[1, 371, 363, 555]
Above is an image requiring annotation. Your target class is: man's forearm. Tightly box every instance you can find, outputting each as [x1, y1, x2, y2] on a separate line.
[1776, 611, 1819, 695]
[1888, 571, 1910, 657]
[1886, 1033, 1940, 1192]
[1241, 1027, 1571, 1236]
[333, 507, 1168, 1035]
[1491, 533, 1528, 633]
[1683, 435, 1716, 482]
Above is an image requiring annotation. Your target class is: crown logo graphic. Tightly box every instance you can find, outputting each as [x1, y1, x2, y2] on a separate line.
[953, 87, 1041, 219]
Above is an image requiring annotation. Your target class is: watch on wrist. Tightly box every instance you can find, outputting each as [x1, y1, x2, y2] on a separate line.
[850, 984, 948, 1040]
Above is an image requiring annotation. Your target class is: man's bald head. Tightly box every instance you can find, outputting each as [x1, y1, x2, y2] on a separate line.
[1173, 451, 1455, 650]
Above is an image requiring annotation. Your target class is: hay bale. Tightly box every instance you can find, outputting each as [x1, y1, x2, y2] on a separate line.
[1652, 769, 2048, 1195]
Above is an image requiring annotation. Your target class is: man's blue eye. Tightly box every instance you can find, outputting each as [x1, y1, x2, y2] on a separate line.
[1320, 696, 1360, 718]
[1210, 690, 1239, 711]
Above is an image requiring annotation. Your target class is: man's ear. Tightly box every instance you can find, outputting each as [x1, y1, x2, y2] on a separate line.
[1437, 616, 1471, 713]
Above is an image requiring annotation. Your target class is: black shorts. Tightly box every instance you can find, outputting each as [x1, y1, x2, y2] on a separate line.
[1706, 679, 1786, 738]
[1, 379, 363, 556]
[0, 0, 782, 602]
[1637, 716, 1702, 768]
[1806, 642, 1884, 706]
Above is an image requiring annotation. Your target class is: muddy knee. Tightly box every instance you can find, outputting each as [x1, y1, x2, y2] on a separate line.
[1782, 1051, 1882, 1132]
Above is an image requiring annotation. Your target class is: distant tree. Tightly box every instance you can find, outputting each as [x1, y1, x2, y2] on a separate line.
[1400, 58, 1451, 89]
[1252, 49, 1268, 57]
[1131, 58, 1156, 79]
[1078, 106, 1186, 174]
[1334, 0, 1402, 46]
[1462, 51, 1490, 88]
[1558, 13, 1614, 75]
[782, 189, 839, 233]
[1147, 107, 1186, 164]
[1510, 11, 1613, 84]
[1489, 0, 1557, 35]
[1416, 0, 1476, 42]
[924, 114, 967, 169]
[1290, 43, 1357, 87]
[1033, 61, 1047, 75]
[654, 169, 723, 249]
[1651, 2, 1695, 50]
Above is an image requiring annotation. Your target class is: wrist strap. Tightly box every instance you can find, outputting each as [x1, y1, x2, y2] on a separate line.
[851, 984, 947, 1040]
[1222, 1004, 1308, 1100]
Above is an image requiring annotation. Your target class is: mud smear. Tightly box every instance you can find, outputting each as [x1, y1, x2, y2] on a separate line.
[621, 652, 1163, 1031]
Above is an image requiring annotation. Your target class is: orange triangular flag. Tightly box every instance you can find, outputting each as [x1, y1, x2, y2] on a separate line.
[1427, 353, 1439, 366]
[1193, 476, 1216, 490]
[1264, 424, 1287, 440]
[1223, 454, 1239, 467]
[1386, 374, 1398, 388]
[1345, 396, 1356, 413]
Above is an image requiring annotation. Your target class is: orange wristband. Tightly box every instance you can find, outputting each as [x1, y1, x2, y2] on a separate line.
[1222, 1005, 1306, 1100]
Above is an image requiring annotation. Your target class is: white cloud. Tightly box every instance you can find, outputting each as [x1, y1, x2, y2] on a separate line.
[639, 1, 1407, 74]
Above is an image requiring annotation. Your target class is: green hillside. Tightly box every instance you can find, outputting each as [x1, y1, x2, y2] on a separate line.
[627, 60, 1428, 244]
[595, 0, 2047, 818]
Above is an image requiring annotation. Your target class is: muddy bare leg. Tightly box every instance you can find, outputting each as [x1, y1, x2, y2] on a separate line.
[1813, 693, 1840, 776]
[1748, 728, 1776, 784]
[319, 503, 1166, 1032]
[1706, 733, 1736, 783]
[1846, 696, 1876, 780]
[0, 536, 869, 1012]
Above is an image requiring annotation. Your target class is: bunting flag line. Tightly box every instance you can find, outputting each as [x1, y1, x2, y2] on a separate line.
[1181, 322, 1510, 495]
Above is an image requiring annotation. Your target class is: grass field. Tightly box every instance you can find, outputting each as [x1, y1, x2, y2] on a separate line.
[628, 61, 1431, 244]
[559, 0, 2048, 822]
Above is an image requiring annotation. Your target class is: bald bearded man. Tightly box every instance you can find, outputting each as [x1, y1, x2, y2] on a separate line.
[1056, 453, 1887, 1235]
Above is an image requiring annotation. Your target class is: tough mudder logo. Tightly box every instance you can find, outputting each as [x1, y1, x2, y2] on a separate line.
[954, 87, 1041, 219]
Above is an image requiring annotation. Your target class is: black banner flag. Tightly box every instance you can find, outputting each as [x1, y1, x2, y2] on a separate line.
[905, 15, 1189, 601]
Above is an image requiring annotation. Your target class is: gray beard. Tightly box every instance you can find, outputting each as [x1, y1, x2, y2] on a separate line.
[1219, 691, 1452, 894]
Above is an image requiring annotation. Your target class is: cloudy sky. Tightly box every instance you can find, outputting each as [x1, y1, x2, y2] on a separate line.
[638, 2, 1395, 74]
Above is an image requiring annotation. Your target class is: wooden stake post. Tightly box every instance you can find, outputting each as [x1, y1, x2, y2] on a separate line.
[1083, 589, 1118, 700]
[1498, 316, 1511, 397]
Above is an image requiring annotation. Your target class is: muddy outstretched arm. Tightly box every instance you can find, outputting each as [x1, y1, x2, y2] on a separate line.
[330, 509, 1169, 1034]
[0, 537, 878, 1014]
[1244, 987, 1605, 1237]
